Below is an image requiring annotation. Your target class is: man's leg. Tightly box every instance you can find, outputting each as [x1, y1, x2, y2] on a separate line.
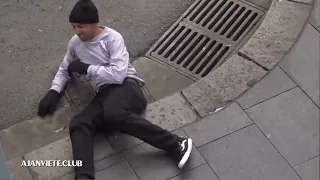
[69, 98, 104, 179]
[101, 78, 193, 168]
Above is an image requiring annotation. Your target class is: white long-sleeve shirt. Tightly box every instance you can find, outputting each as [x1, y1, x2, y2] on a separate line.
[50, 26, 144, 93]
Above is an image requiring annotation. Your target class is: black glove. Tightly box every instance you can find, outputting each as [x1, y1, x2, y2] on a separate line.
[37, 89, 61, 117]
[67, 60, 90, 77]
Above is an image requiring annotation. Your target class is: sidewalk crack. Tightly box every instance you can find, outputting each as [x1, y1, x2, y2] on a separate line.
[238, 52, 269, 71]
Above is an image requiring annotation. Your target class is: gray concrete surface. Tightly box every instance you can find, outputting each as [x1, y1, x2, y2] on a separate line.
[1, 104, 73, 160]
[239, 0, 311, 70]
[198, 125, 301, 180]
[295, 156, 319, 180]
[0, 0, 195, 130]
[237, 66, 297, 109]
[6, 156, 32, 180]
[309, 0, 320, 28]
[133, 57, 194, 101]
[182, 54, 267, 117]
[279, 23, 320, 107]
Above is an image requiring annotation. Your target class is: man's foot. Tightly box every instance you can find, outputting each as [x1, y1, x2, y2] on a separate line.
[176, 137, 193, 169]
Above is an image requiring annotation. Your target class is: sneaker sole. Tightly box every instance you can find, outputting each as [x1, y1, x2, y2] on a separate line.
[178, 138, 192, 169]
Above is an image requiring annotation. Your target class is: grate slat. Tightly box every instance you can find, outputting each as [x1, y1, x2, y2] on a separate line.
[154, 25, 182, 56]
[190, 40, 217, 73]
[203, 0, 230, 29]
[210, 2, 237, 31]
[163, 28, 189, 58]
[186, 38, 211, 70]
[173, 31, 198, 65]
[198, 45, 228, 76]
[198, 0, 224, 26]
[189, 0, 209, 22]
[176, 32, 202, 65]
[225, 8, 251, 39]
[182, 36, 209, 68]
[168, 29, 194, 62]
[193, 0, 211, 23]
[220, 5, 244, 36]
[232, 12, 259, 41]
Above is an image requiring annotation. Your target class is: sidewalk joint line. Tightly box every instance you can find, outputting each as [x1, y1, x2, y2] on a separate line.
[197, 123, 255, 149]
[278, 66, 320, 108]
[308, 22, 320, 33]
[180, 91, 202, 120]
[293, 155, 319, 168]
[241, 108, 304, 180]
[238, 52, 269, 71]
[120, 152, 141, 180]
[21, 156, 38, 180]
[166, 162, 209, 180]
[242, 85, 298, 110]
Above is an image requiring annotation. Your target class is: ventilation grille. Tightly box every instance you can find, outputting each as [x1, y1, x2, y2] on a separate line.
[146, 0, 265, 80]
[151, 22, 232, 79]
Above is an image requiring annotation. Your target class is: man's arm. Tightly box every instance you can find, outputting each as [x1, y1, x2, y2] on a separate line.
[50, 37, 78, 93]
[86, 36, 129, 84]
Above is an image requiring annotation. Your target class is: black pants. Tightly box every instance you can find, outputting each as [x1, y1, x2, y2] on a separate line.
[69, 78, 181, 179]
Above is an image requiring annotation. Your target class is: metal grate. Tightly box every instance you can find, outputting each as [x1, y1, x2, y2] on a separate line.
[150, 22, 232, 80]
[146, 0, 265, 80]
[183, 0, 263, 44]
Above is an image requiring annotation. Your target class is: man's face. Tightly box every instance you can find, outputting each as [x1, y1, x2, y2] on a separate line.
[71, 23, 96, 42]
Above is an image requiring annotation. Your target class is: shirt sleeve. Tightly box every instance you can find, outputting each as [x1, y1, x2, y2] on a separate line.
[86, 36, 129, 85]
[50, 38, 78, 93]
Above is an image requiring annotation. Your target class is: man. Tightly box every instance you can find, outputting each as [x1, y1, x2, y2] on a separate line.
[37, 0, 193, 179]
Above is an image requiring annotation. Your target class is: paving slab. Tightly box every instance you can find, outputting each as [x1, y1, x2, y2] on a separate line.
[0, 104, 73, 160]
[309, 0, 320, 27]
[198, 125, 301, 180]
[6, 156, 32, 180]
[239, 0, 311, 70]
[107, 132, 143, 153]
[123, 129, 206, 180]
[295, 156, 319, 180]
[133, 57, 194, 101]
[23, 135, 116, 180]
[279, 23, 320, 107]
[182, 54, 267, 117]
[240, 0, 272, 9]
[168, 164, 219, 180]
[237, 66, 297, 109]
[183, 102, 253, 147]
[95, 161, 139, 180]
[143, 92, 197, 131]
[60, 153, 126, 180]
[246, 87, 319, 167]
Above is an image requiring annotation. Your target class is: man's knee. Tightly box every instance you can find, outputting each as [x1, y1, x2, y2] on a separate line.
[69, 115, 84, 132]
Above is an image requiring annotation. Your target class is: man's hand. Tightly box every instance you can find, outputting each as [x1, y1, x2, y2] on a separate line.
[37, 89, 61, 117]
[67, 59, 90, 77]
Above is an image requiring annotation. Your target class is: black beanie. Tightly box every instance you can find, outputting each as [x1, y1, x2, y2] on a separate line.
[69, 0, 99, 24]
